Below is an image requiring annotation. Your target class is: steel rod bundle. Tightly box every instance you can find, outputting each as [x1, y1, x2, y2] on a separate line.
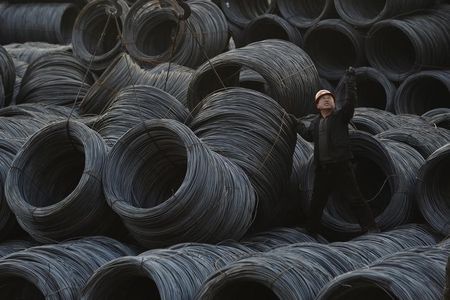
[335, 67, 396, 112]
[92, 85, 191, 146]
[243, 14, 303, 47]
[4, 42, 72, 64]
[80, 53, 154, 115]
[72, 0, 129, 71]
[394, 70, 450, 115]
[335, 0, 436, 27]
[0, 45, 16, 107]
[190, 88, 297, 229]
[366, 5, 450, 81]
[219, 0, 276, 28]
[316, 246, 448, 300]
[82, 243, 251, 300]
[0, 3, 79, 45]
[5, 120, 121, 242]
[15, 51, 97, 107]
[188, 39, 320, 117]
[304, 19, 366, 80]
[416, 144, 450, 235]
[103, 119, 256, 248]
[277, 0, 336, 29]
[0, 237, 136, 300]
[377, 127, 450, 158]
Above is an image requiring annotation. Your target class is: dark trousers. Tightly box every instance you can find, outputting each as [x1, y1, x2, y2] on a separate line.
[308, 160, 377, 232]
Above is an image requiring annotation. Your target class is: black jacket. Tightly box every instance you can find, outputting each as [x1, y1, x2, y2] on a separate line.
[297, 77, 357, 165]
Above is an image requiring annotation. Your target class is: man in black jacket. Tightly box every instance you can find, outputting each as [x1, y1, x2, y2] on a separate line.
[296, 67, 378, 234]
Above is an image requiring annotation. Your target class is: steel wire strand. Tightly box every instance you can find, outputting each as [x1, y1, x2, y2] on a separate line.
[278, 0, 336, 29]
[425, 112, 450, 130]
[79, 53, 155, 115]
[190, 88, 297, 229]
[329, 224, 440, 267]
[0, 240, 35, 258]
[394, 70, 450, 115]
[124, 0, 229, 68]
[366, 5, 450, 81]
[72, 0, 129, 71]
[0, 45, 16, 108]
[316, 246, 448, 300]
[5, 120, 122, 242]
[422, 107, 450, 119]
[242, 14, 303, 47]
[416, 144, 450, 235]
[303, 131, 423, 237]
[303, 19, 366, 81]
[82, 244, 252, 300]
[103, 119, 256, 248]
[92, 85, 191, 146]
[377, 126, 450, 159]
[15, 51, 97, 107]
[0, 3, 79, 45]
[188, 39, 320, 117]
[0, 236, 136, 300]
[219, 0, 276, 28]
[335, 0, 436, 28]
[334, 67, 397, 112]
[351, 107, 410, 135]
[4, 42, 72, 64]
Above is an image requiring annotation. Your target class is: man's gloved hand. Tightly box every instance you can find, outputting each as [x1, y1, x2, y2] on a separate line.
[345, 66, 357, 90]
[345, 66, 356, 78]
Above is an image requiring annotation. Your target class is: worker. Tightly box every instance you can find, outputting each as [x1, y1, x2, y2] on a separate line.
[294, 67, 379, 234]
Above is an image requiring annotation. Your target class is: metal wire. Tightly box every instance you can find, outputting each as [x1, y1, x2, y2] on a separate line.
[0, 45, 16, 108]
[0, 3, 80, 45]
[366, 5, 450, 81]
[190, 88, 297, 229]
[93, 85, 191, 146]
[243, 14, 303, 47]
[334, 67, 397, 112]
[335, 0, 436, 27]
[5, 120, 122, 242]
[277, 0, 336, 29]
[416, 143, 450, 236]
[0, 240, 35, 258]
[219, 0, 276, 28]
[0, 237, 136, 300]
[15, 51, 97, 107]
[238, 68, 268, 94]
[394, 70, 450, 115]
[304, 19, 366, 80]
[103, 119, 256, 248]
[4, 42, 72, 64]
[124, 0, 229, 68]
[72, 0, 129, 71]
[188, 39, 320, 117]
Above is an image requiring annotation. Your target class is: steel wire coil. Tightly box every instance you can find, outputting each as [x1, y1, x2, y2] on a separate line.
[92, 85, 191, 146]
[335, 67, 396, 112]
[12, 59, 28, 79]
[5, 120, 122, 242]
[79, 53, 155, 115]
[425, 112, 450, 130]
[103, 119, 256, 248]
[15, 51, 96, 107]
[243, 14, 303, 47]
[72, 0, 129, 71]
[0, 240, 35, 258]
[335, 0, 436, 28]
[0, 3, 79, 45]
[238, 68, 268, 94]
[377, 127, 450, 158]
[124, 0, 229, 68]
[316, 246, 448, 300]
[0, 103, 78, 119]
[190, 88, 297, 229]
[82, 243, 251, 300]
[366, 5, 450, 81]
[4, 42, 72, 64]
[227, 20, 246, 48]
[303, 131, 424, 237]
[188, 39, 320, 117]
[0, 45, 16, 107]
[0, 237, 136, 300]
[219, 0, 276, 28]
[394, 70, 450, 115]
[304, 19, 366, 81]
[277, 0, 336, 29]
[416, 144, 450, 235]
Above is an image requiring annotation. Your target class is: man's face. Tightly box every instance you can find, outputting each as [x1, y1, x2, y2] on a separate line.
[316, 94, 336, 111]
